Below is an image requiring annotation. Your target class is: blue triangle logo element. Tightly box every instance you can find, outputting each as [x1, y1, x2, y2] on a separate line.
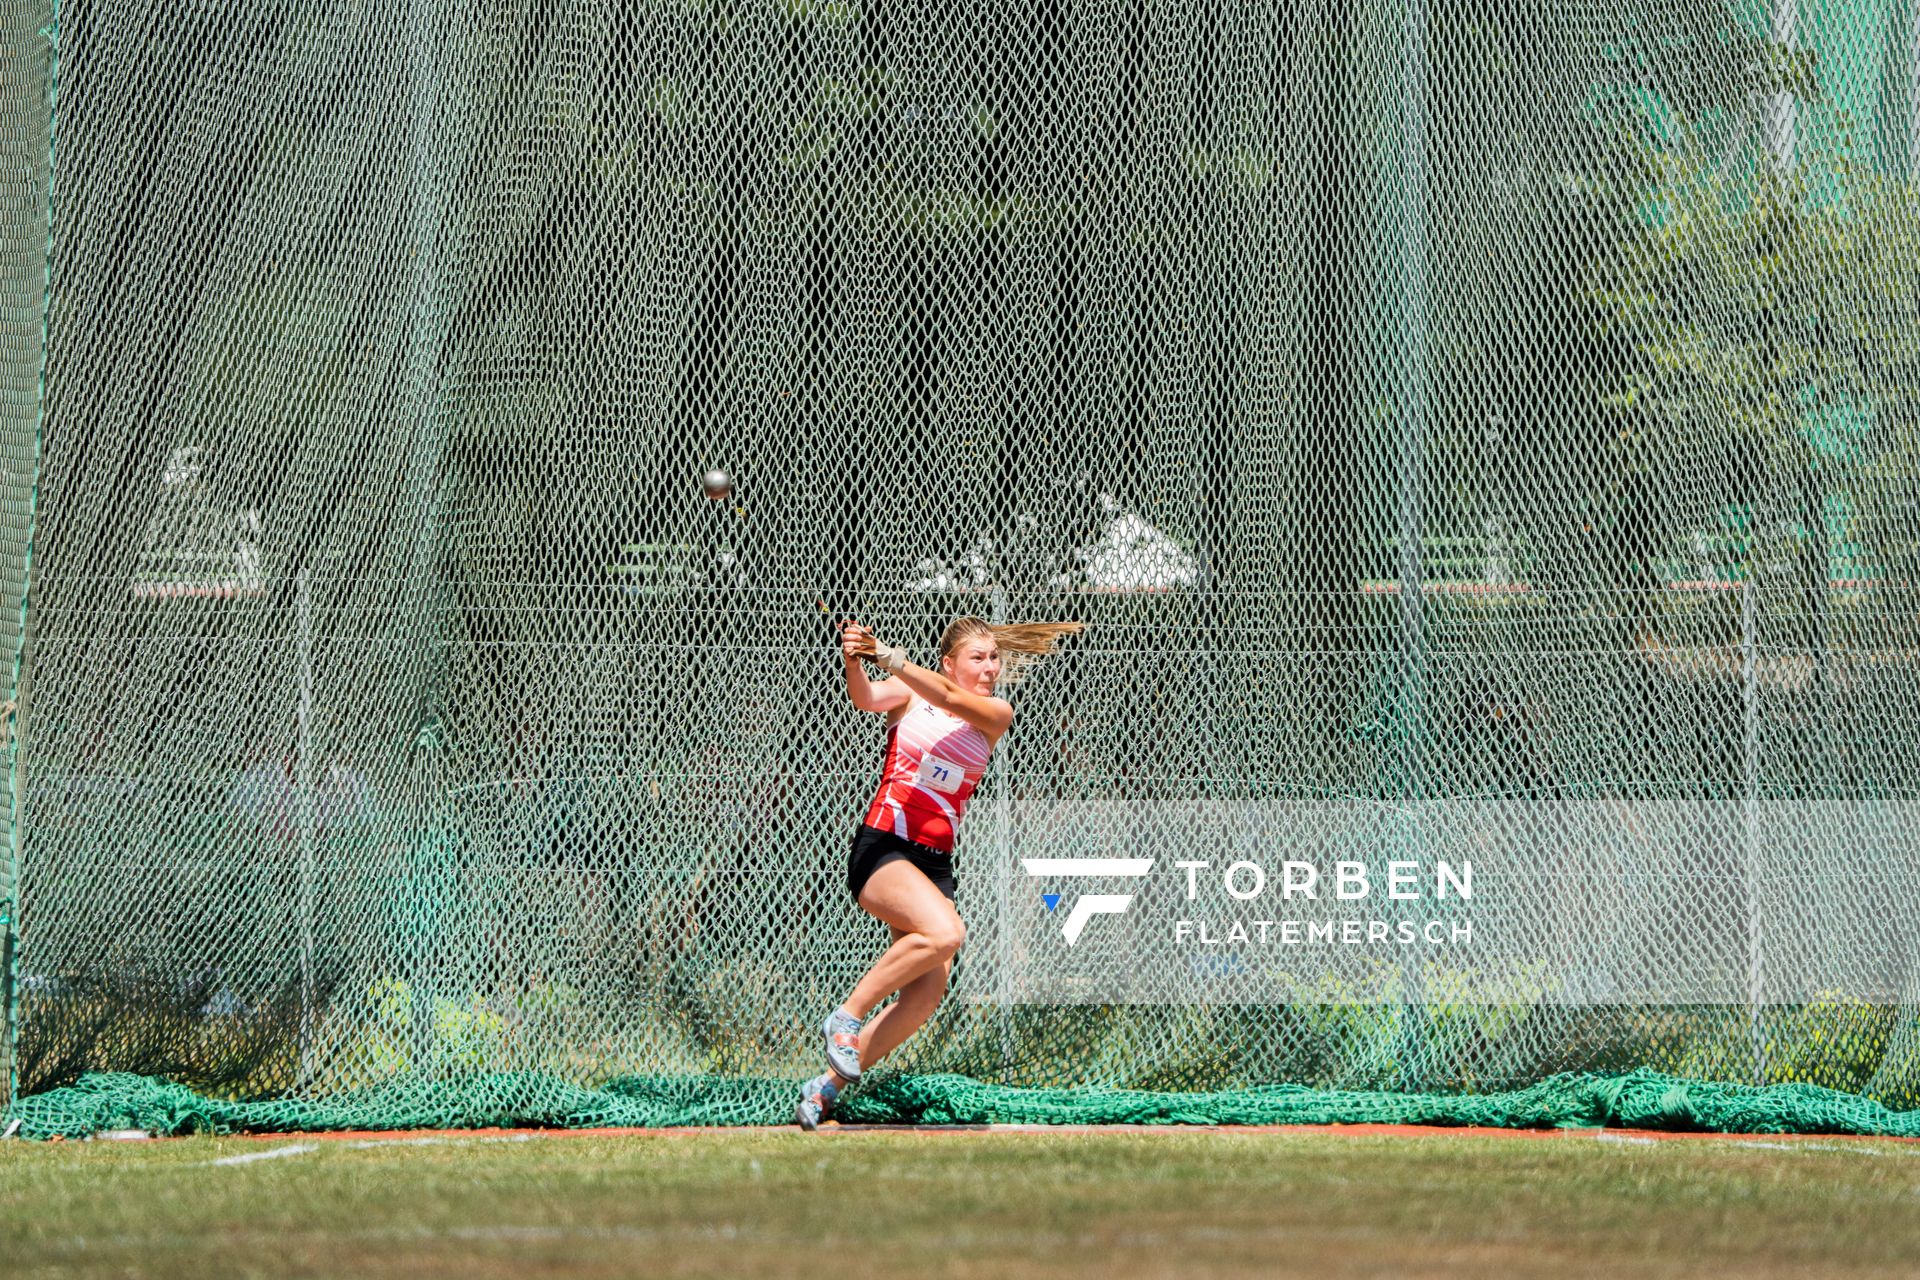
[1042, 893, 1061, 912]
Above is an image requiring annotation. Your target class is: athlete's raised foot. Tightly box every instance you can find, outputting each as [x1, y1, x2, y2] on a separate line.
[822, 1008, 864, 1081]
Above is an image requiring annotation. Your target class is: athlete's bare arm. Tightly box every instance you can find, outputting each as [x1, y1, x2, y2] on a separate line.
[841, 622, 912, 715]
[893, 666, 1012, 741]
[841, 620, 1011, 740]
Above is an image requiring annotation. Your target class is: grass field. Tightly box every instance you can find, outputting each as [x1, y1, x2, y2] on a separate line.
[6, 1126, 1920, 1279]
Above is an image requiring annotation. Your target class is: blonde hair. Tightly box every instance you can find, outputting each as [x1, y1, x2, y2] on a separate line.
[938, 616, 1084, 690]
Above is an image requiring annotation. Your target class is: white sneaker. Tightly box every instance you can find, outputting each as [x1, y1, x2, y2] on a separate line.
[796, 1074, 838, 1131]
[822, 1008, 863, 1081]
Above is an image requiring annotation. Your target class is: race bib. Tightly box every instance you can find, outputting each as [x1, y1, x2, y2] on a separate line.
[915, 753, 968, 795]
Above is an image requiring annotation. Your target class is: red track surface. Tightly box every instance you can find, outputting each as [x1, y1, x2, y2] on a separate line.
[207, 1123, 1920, 1144]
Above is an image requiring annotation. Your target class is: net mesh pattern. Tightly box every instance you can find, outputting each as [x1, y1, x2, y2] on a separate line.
[5, 0, 1920, 1132]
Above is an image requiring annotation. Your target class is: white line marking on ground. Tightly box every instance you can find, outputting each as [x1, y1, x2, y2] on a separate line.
[203, 1143, 317, 1166]
[1726, 1140, 1800, 1151]
[1594, 1133, 1658, 1145]
[339, 1134, 539, 1148]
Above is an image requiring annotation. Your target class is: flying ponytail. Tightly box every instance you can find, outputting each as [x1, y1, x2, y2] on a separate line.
[938, 616, 1084, 690]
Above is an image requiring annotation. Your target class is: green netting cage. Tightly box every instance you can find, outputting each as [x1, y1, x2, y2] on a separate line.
[3, 0, 1920, 1136]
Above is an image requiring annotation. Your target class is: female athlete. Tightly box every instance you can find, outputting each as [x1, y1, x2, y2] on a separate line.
[797, 613, 1081, 1129]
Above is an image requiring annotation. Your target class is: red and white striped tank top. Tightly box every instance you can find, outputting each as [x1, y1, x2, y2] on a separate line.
[862, 696, 994, 852]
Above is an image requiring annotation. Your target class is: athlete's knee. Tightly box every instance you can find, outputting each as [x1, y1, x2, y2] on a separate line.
[925, 916, 965, 959]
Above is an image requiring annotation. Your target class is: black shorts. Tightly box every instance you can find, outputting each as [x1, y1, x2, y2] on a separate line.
[847, 823, 958, 903]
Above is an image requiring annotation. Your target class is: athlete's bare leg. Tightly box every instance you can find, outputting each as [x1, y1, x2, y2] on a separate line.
[836, 860, 964, 1060]
[830, 926, 951, 1083]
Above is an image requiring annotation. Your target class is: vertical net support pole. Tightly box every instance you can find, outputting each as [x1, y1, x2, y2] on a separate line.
[1743, 576, 1766, 1083]
[1754, 0, 1796, 1086]
[1906, 0, 1920, 181]
[1392, 0, 1430, 1085]
[991, 582, 1012, 1084]
[1767, 0, 1800, 171]
[396, 0, 459, 1070]
[1, 0, 56, 1117]
[296, 568, 316, 1086]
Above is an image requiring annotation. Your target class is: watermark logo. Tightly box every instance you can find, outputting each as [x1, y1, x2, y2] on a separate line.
[1020, 858, 1154, 946]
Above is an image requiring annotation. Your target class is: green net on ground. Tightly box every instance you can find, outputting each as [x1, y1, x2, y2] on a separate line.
[4, 0, 1920, 1135]
[11, 1066, 1920, 1140]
